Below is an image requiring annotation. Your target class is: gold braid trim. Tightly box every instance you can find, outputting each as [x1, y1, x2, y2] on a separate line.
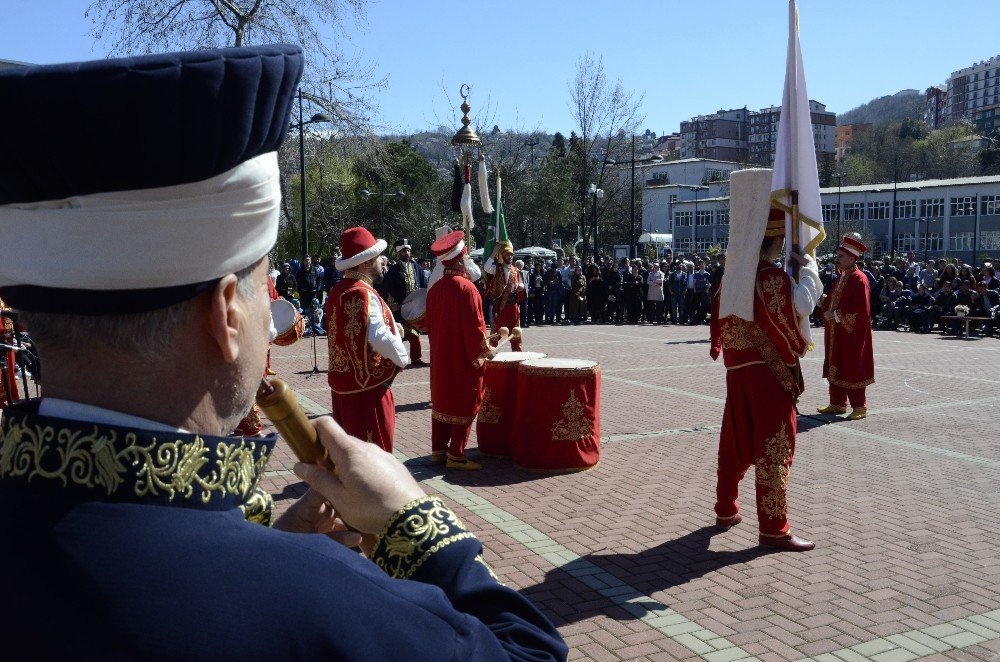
[240, 486, 275, 526]
[0, 418, 271, 507]
[432, 411, 476, 426]
[371, 496, 475, 579]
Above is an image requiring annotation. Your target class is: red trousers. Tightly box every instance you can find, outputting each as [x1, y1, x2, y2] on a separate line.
[492, 305, 523, 352]
[233, 403, 264, 436]
[406, 334, 422, 361]
[715, 363, 797, 537]
[0, 349, 18, 408]
[331, 386, 396, 453]
[431, 418, 472, 459]
[829, 384, 866, 409]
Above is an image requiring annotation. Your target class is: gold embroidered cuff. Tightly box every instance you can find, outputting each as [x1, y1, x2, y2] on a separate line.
[371, 495, 475, 579]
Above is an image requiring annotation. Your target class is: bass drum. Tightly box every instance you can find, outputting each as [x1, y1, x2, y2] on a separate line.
[401, 288, 428, 332]
[271, 298, 304, 347]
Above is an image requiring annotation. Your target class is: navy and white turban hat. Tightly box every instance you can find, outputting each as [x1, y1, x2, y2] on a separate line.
[0, 44, 304, 314]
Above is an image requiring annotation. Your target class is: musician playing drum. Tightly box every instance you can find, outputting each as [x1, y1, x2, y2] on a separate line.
[325, 227, 409, 452]
[484, 241, 525, 352]
[383, 238, 428, 366]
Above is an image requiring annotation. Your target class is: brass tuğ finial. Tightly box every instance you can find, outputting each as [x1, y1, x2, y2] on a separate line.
[451, 84, 481, 146]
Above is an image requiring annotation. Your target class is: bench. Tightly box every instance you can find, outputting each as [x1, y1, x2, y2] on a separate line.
[938, 315, 993, 339]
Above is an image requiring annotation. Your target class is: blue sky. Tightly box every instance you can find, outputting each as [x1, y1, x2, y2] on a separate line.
[3, 0, 998, 136]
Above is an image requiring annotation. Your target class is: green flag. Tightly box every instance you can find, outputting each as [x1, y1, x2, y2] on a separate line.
[482, 175, 511, 263]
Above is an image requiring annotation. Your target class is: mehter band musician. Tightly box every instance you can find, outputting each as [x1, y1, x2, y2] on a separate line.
[484, 241, 525, 352]
[709, 168, 821, 552]
[382, 237, 428, 365]
[426, 229, 494, 469]
[0, 45, 566, 660]
[818, 233, 875, 420]
[325, 226, 409, 452]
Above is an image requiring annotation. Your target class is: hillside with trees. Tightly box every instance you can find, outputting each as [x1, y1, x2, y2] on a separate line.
[837, 90, 925, 126]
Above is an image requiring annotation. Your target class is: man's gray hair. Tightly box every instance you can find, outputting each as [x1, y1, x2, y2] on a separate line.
[20, 262, 260, 361]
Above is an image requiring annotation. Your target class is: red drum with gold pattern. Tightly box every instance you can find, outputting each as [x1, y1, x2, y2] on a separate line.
[271, 298, 304, 347]
[511, 358, 601, 472]
[475, 351, 546, 457]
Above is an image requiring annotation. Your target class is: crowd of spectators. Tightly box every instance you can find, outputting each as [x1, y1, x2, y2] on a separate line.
[851, 253, 998, 337]
[276, 247, 1000, 340]
[492, 253, 725, 327]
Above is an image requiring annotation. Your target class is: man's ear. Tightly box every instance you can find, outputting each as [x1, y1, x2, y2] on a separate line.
[206, 275, 241, 363]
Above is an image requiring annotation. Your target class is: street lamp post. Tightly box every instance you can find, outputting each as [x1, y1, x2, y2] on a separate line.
[917, 217, 937, 264]
[605, 136, 663, 259]
[524, 138, 539, 166]
[688, 185, 708, 257]
[971, 194, 981, 268]
[833, 171, 846, 244]
[360, 183, 405, 238]
[587, 184, 604, 259]
[293, 89, 332, 260]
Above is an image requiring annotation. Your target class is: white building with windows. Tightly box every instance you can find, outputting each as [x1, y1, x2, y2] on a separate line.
[641, 162, 1000, 263]
[819, 175, 1000, 263]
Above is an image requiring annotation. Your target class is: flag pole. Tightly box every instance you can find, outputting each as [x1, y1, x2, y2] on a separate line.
[791, 189, 801, 280]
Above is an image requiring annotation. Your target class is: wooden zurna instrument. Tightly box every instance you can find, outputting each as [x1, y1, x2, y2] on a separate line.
[256, 378, 332, 469]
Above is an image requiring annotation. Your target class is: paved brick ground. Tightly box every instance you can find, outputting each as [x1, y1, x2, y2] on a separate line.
[262, 322, 1000, 661]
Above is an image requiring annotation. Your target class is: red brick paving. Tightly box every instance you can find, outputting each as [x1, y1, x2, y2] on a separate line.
[262, 323, 1000, 660]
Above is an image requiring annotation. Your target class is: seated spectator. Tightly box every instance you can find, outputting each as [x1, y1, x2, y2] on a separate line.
[907, 284, 933, 332]
[937, 263, 958, 290]
[958, 265, 977, 289]
[926, 281, 958, 333]
[874, 276, 900, 328]
[919, 261, 938, 291]
[981, 264, 998, 291]
[888, 285, 912, 330]
[972, 282, 999, 336]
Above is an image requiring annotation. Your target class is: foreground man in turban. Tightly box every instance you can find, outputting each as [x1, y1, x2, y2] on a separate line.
[709, 169, 821, 552]
[0, 45, 565, 659]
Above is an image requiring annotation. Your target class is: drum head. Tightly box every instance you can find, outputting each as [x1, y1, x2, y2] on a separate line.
[270, 298, 298, 334]
[490, 351, 546, 363]
[401, 288, 427, 322]
[521, 358, 598, 370]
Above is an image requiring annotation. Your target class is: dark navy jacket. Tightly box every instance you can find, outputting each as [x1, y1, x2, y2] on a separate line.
[0, 402, 567, 661]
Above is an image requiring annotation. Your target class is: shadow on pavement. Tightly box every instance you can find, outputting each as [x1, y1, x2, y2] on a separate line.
[395, 401, 432, 413]
[272, 480, 309, 504]
[402, 454, 544, 488]
[523, 526, 771, 626]
[796, 413, 842, 433]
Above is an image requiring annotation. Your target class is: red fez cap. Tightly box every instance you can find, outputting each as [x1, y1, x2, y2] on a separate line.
[336, 227, 386, 271]
[430, 230, 466, 263]
[837, 235, 867, 259]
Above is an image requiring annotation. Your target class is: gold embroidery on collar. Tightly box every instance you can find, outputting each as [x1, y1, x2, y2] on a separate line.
[551, 392, 594, 441]
[343, 270, 373, 285]
[0, 420, 269, 505]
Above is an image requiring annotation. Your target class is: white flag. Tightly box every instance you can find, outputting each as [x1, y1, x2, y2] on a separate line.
[770, 0, 826, 263]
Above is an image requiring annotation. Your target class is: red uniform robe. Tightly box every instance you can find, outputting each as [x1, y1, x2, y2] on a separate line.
[709, 261, 808, 537]
[486, 264, 524, 352]
[233, 276, 282, 437]
[426, 268, 492, 458]
[822, 265, 874, 407]
[0, 298, 18, 409]
[324, 272, 401, 452]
